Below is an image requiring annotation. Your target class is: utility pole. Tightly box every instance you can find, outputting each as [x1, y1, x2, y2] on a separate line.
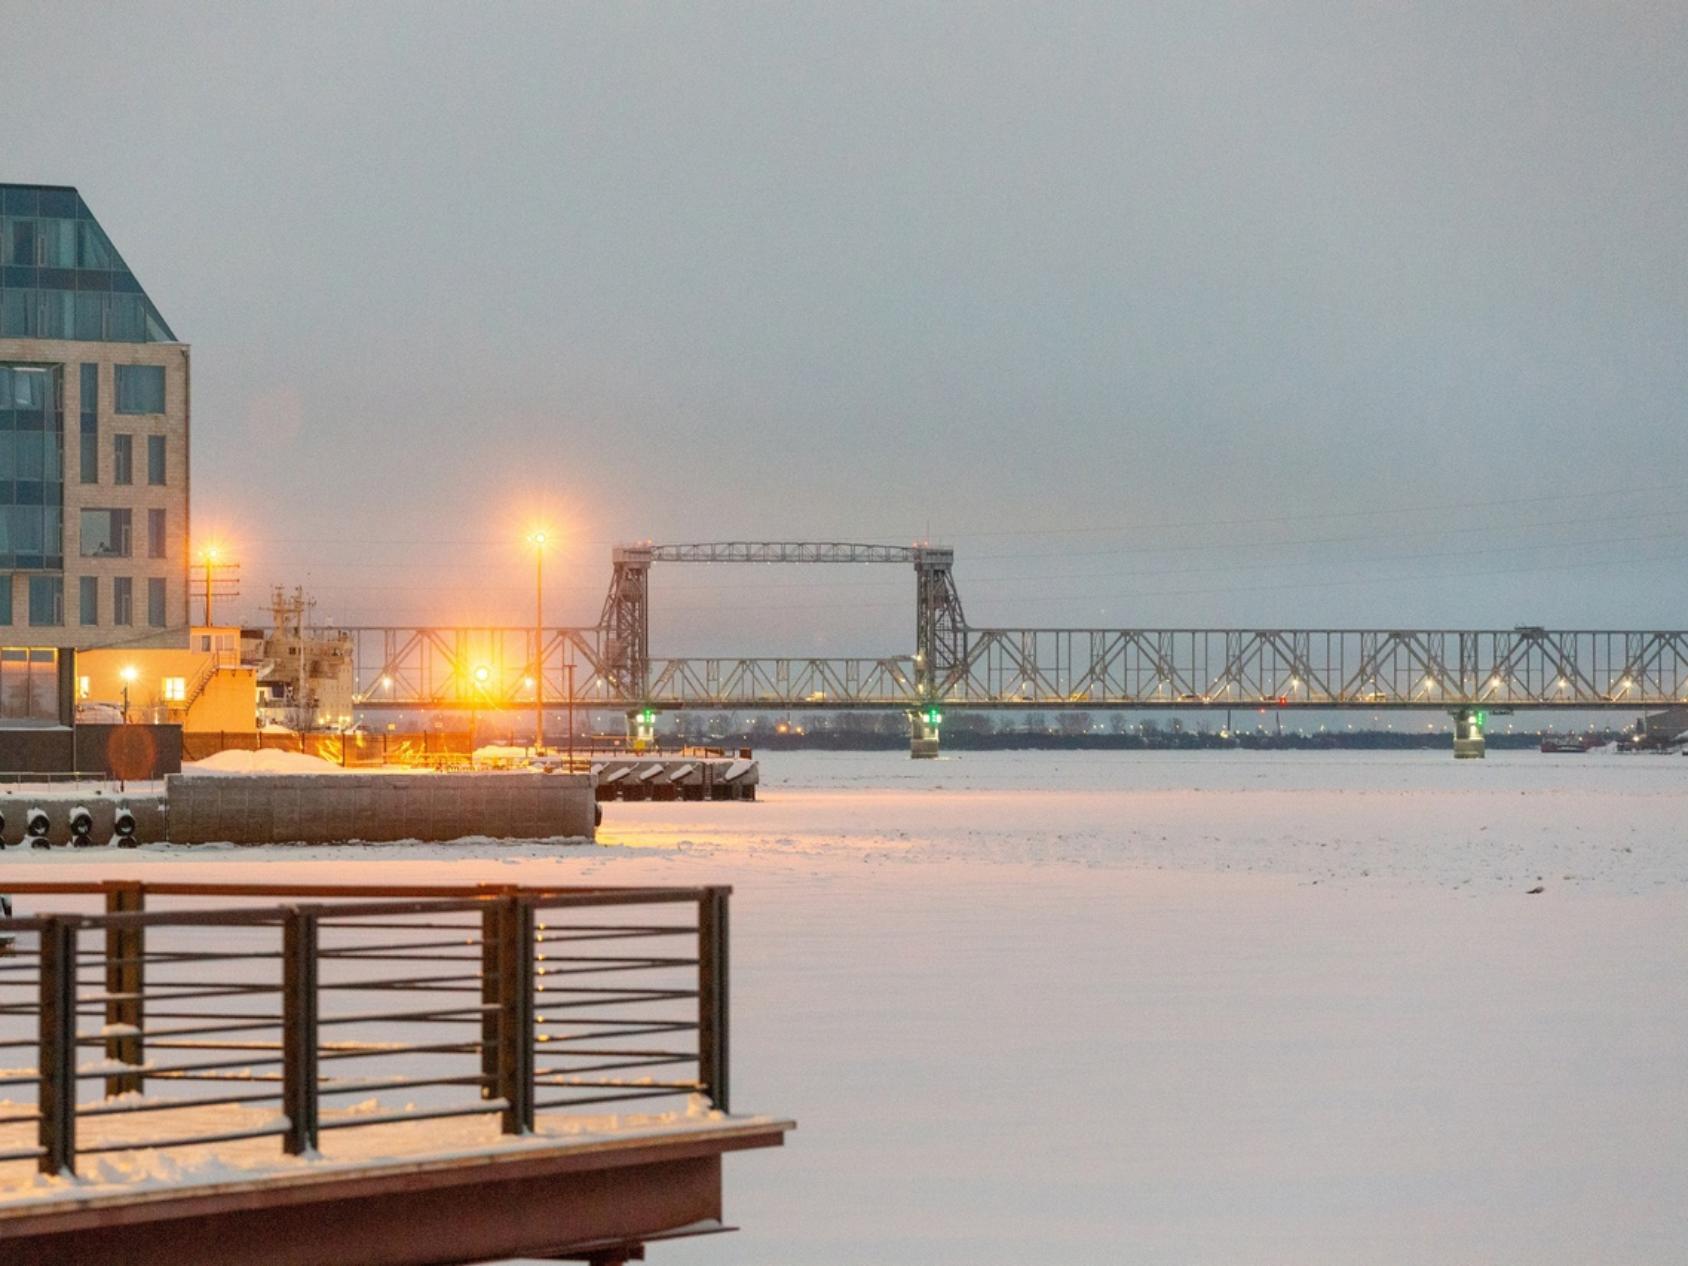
[194, 546, 240, 628]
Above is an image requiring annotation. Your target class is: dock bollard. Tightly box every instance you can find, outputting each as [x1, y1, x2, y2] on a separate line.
[69, 807, 96, 849]
[25, 808, 51, 850]
[113, 807, 138, 848]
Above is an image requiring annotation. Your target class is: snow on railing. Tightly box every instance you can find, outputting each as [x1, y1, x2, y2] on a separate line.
[0, 881, 729, 1179]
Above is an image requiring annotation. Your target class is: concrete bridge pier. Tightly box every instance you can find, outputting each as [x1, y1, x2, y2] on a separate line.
[1451, 707, 1486, 759]
[909, 707, 942, 759]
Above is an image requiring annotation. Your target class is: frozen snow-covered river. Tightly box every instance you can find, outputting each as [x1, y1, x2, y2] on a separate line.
[10, 750, 1688, 1264]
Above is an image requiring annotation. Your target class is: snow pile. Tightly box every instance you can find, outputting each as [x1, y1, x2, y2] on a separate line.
[182, 749, 347, 776]
[472, 744, 534, 765]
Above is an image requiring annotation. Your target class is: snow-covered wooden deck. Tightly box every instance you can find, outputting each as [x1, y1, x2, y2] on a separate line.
[0, 1113, 791, 1265]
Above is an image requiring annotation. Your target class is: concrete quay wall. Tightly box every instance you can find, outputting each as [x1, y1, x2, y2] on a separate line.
[164, 772, 597, 845]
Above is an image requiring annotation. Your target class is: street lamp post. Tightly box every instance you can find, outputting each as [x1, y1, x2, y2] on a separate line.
[529, 530, 547, 755]
[564, 655, 575, 769]
[120, 666, 137, 725]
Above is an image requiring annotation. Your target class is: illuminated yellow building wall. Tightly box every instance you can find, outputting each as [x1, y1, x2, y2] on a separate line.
[77, 648, 257, 733]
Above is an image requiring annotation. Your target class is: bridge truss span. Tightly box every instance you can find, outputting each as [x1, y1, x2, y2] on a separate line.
[927, 627, 1688, 710]
[648, 541, 921, 565]
[344, 544, 1688, 740]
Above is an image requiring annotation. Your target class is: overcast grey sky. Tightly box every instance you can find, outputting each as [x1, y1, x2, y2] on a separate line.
[4, 1, 1685, 652]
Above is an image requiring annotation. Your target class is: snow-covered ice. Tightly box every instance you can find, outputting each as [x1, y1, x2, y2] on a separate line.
[2, 749, 1685, 1264]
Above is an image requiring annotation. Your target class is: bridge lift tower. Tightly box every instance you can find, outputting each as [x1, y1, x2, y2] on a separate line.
[600, 542, 960, 756]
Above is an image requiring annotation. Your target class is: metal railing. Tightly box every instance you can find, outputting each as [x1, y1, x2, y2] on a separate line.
[0, 881, 729, 1177]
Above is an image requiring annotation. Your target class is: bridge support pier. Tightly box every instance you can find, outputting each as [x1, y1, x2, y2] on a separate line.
[626, 708, 657, 753]
[908, 707, 941, 760]
[1451, 707, 1486, 759]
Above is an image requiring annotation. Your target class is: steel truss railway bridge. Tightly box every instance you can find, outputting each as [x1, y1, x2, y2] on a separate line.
[348, 542, 1688, 756]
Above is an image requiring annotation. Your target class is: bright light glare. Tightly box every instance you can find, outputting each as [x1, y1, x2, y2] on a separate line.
[473, 665, 491, 684]
[120, 666, 138, 683]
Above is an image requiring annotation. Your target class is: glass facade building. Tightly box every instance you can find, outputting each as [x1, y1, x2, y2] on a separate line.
[0, 182, 189, 713]
[0, 186, 175, 344]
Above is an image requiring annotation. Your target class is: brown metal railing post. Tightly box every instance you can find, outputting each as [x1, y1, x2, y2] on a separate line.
[698, 887, 730, 1113]
[281, 908, 319, 1155]
[104, 881, 144, 1097]
[480, 897, 503, 1101]
[493, 895, 534, 1134]
[38, 917, 77, 1175]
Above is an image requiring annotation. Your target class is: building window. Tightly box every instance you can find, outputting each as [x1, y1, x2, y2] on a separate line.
[0, 364, 65, 571]
[113, 433, 132, 484]
[79, 508, 132, 557]
[0, 576, 10, 625]
[74, 292, 104, 341]
[78, 364, 97, 484]
[28, 575, 62, 627]
[0, 648, 59, 723]
[114, 365, 165, 414]
[78, 675, 90, 700]
[78, 575, 98, 626]
[147, 576, 166, 628]
[147, 434, 166, 485]
[161, 676, 186, 703]
[7, 220, 35, 268]
[113, 576, 133, 626]
[148, 507, 166, 559]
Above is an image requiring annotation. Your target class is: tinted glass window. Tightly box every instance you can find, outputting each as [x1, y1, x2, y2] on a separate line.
[42, 219, 75, 267]
[148, 507, 166, 559]
[0, 290, 26, 337]
[114, 433, 132, 483]
[7, 221, 35, 267]
[28, 575, 62, 626]
[80, 508, 132, 557]
[37, 189, 75, 219]
[147, 435, 166, 485]
[113, 576, 133, 625]
[115, 365, 164, 413]
[74, 292, 104, 340]
[39, 290, 72, 339]
[109, 295, 144, 341]
[78, 575, 98, 626]
[78, 220, 113, 270]
[0, 576, 10, 625]
[147, 576, 166, 627]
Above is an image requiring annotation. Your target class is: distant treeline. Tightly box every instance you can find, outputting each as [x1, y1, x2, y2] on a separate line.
[661, 713, 1620, 752]
[731, 730, 1583, 752]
